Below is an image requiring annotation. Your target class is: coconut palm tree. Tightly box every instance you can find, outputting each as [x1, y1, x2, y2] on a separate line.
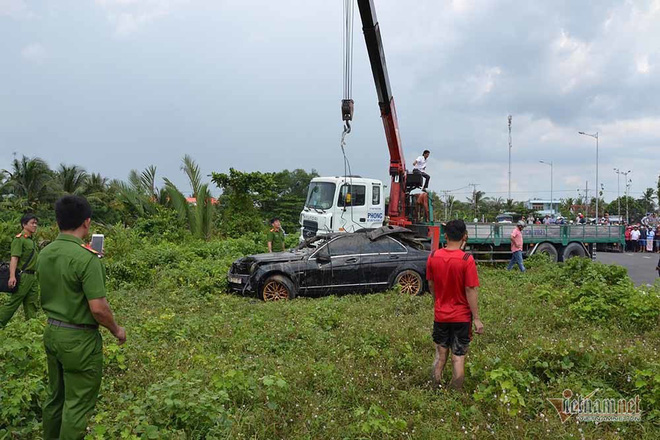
[164, 156, 214, 240]
[640, 188, 656, 213]
[85, 173, 109, 194]
[57, 164, 88, 194]
[2, 155, 56, 205]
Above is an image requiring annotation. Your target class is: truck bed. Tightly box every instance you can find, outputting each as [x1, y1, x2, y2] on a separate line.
[437, 223, 624, 246]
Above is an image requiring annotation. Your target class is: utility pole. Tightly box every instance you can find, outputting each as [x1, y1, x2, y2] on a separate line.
[625, 173, 632, 224]
[508, 115, 512, 201]
[585, 181, 589, 219]
[469, 183, 479, 220]
[540, 160, 553, 215]
[579, 131, 599, 220]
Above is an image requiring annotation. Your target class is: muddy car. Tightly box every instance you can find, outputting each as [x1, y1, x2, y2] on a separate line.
[228, 226, 429, 301]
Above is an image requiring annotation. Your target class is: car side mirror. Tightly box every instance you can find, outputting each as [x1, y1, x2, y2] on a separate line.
[316, 254, 331, 264]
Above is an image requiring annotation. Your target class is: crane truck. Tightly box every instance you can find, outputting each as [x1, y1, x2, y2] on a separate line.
[300, 0, 624, 262]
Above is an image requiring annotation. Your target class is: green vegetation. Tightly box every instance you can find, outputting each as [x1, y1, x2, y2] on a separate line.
[1, 214, 659, 438]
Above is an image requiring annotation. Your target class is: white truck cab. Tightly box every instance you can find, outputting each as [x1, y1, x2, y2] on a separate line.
[300, 176, 385, 241]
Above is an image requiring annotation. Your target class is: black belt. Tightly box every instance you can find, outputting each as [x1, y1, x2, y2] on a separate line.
[47, 318, 99, 330]
[22, 270, 35, 275]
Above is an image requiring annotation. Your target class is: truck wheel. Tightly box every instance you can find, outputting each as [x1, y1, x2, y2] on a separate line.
[535, 243, 558, 262]
[562, 242, 587, 261]
[261, 275, 296, 301]
[394, 270, 424, 296]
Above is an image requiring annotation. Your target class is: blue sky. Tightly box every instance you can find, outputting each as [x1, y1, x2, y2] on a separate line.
[1, 0, 659, 206]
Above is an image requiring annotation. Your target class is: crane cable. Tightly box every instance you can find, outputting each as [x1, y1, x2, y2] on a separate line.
[339, 0, 361, 232]
[341, 0, 355, 134]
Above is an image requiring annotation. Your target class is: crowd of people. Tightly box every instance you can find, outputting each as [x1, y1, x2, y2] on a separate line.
[625, 223, 660, 252]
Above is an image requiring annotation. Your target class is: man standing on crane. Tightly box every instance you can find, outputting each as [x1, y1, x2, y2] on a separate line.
[413, 150, 431, 192]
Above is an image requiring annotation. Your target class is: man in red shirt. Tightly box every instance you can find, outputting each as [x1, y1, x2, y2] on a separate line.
[427, 220, 484, 390]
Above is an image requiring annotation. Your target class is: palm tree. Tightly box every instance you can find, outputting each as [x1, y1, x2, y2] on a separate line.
[57, 164, 88, 194]
[640, 188, 656, 213]
[164, 156, 214, 240]
[2, 155, 55, 205]
[560, 197, 574, 216]
[85, 173, 109, 194]
[467, 190, 486, 219]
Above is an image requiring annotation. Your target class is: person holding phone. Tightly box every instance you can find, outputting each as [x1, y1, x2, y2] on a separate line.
[0, 213, 40, 328]
[37, 195, 126, 439]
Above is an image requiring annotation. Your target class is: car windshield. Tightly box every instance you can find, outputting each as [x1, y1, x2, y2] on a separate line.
[305, 182, 336, 210]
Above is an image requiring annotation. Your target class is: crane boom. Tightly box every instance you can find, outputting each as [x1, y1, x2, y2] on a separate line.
[356, 0, 408, 223]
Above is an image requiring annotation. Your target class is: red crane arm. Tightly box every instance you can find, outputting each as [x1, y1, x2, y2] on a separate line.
[356, 0, 408, 222]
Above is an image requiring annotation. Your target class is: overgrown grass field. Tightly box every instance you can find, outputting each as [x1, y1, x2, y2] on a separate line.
[1, 224, 660, 439]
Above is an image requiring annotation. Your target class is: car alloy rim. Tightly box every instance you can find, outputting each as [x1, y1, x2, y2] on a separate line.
[398, 273, 420, 295]
[263, 281, 289, 301]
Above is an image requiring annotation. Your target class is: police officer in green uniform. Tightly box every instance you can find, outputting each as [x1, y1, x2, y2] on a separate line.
[38, 195, 126, 440]
[267, 217, 286, 252]
[0, 213, 39, 327]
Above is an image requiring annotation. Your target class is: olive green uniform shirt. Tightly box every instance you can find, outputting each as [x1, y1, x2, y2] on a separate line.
[10, 233, 38, 272]
[267, 228, 285, 252]
[37, 234, 106, 325]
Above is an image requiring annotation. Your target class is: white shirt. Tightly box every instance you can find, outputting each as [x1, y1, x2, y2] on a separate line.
[414, 155, 427, 171]
[631, 230, 640, 240]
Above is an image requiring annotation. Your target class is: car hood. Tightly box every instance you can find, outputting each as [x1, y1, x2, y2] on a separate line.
[240, 251, 308, 264]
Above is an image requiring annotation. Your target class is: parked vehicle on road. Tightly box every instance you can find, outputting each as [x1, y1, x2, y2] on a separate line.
[228, 226, 428, 301]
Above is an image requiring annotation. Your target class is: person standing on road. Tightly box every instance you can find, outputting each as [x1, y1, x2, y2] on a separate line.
[412, 150, 431, 192]
[0, 213, 40, 328]
[640, 226, 647, 253]
[267, 217, 286, 253]
[427, 219, 483, 390]
[647, 227, 655, 252]
[38, 195, 126, 440]
[507, 221, 526, 272]
[624, 226, 632, 252]
[631, 226, 640, 252]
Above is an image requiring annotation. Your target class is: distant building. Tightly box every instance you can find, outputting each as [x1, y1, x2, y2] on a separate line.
[526, 199, 556, 216]
[186, 197, 218, 206]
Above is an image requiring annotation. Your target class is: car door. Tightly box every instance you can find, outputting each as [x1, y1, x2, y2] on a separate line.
[362, 236, 408, 290]
[326, 235, 368, 293]
[300, 243, 333, 296]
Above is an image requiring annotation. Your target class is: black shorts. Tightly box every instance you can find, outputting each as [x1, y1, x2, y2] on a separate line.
[432, 321, 472, 356]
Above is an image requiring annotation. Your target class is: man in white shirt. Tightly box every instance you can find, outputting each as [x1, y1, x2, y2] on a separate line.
[412, 150, 430, 191]
[631, 226, 641, 252]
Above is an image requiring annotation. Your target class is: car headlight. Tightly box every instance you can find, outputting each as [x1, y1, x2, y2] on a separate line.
[250, 262, 258, 274]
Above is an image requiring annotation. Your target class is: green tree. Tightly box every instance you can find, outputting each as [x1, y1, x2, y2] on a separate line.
[639, 188, 656, 213]
[84, 173, 109, 194]
[57, 164, 88, 194]
[467, 190, 486, 220]
[212, 168, 276, 237]
[164, 156, 215, 240]
[2, 155, 56, 206]
[259, 169, 318, 232]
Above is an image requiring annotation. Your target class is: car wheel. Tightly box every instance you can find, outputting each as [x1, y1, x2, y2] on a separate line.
[261, 275, 296, 301]
[394, 270, 424, 296]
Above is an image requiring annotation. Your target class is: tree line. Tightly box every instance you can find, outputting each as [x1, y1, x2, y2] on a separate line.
[0, 155, 318, 240]
[2, 155, 658, 240]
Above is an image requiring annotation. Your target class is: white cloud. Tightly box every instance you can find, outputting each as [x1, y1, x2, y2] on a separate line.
[21, 43, 46, 64]
[0, 0, 29, 18]
[95, 0, 189, 37]
[636, 55, 650, 74]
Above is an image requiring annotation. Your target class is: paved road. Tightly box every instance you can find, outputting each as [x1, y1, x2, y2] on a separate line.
[595, 251, 660, 286]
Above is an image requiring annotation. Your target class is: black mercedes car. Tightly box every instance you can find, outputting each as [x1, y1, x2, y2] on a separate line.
[228, 226, 430, 301]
